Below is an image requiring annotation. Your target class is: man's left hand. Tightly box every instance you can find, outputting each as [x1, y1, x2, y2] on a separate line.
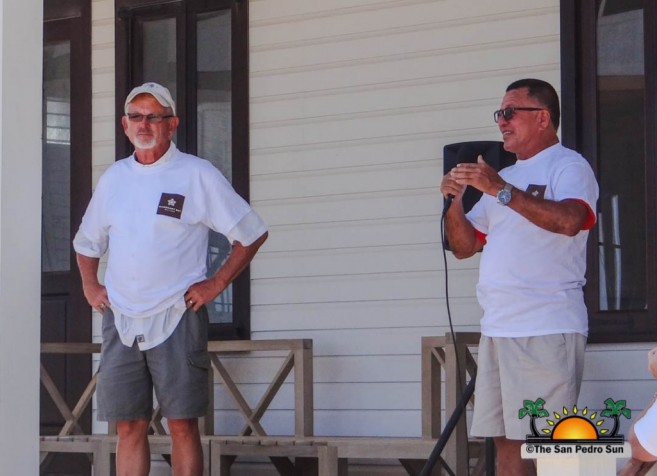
[450, 155, 506, 196]
[184, 277, 225, 312]
[183, 232, 268, 313]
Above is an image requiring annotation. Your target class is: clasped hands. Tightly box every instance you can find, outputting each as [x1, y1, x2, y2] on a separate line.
[440, 155, 506, 202]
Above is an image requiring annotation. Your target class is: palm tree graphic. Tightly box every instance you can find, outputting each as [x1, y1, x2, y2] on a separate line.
[519, 398, 549, 437]
[600, 398, 631, 437]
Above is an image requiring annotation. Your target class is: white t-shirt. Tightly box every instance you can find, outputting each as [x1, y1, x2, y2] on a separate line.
[634, 398, 657, 458]
[466, 143, 598, 337]
[73, 143, 267, 349]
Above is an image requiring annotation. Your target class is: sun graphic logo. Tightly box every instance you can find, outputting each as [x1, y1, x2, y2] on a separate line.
[519, 397, 630, 446]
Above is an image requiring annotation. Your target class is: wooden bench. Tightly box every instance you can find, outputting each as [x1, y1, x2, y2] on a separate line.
[211, 437, 338, 476]
[39, 342, 105, 472]
[314, 436, 439, 476]
[39, 338, 314, 475]
[210, 436, 446, 476]
[97, 435, 212, 476]
[208, 332, 486, 476]
[40, 333, 486, 475]
[39, 435, 110, 475]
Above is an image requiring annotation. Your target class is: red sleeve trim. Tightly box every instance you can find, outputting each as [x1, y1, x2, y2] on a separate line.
[567, 198, 596, 231]
[474, 229, 487, 246]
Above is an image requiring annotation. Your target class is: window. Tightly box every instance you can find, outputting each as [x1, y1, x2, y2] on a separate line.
[116, 0, 250, 339]
[561, 0, 657, 342]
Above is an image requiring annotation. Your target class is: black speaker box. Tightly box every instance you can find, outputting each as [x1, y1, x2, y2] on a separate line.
[442, 141, 517, 250]
[443, 141, 517, 214]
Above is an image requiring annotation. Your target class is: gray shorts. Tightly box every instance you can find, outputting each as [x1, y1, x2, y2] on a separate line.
[97, 306, 210, 421]
[470, 333, 586, 440]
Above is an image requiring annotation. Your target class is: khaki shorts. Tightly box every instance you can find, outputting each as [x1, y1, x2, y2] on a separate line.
[97, 306, 210, 421]
[470, 333, 586, 440]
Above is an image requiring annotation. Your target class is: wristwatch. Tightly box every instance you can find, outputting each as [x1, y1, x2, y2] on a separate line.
[496, 183, 513, 205]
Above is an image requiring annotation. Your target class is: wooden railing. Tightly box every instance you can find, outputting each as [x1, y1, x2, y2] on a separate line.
[40, 339, 314, 474]
[212, 332, 485, 476]
[40, 333, 486, 476]
[207, 339, 313, 438]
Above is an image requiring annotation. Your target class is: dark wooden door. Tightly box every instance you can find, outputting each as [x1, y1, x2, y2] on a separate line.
[40, 1, 92, 474]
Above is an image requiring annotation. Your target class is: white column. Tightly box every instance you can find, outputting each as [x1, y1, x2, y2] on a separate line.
[0, 0, 43, 474]
[522, 442, 631, 476]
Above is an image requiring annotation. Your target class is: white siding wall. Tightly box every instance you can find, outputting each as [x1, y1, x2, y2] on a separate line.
[83, 0, 656, 453]
[248, 0, 560, 437]
[247, 0, 655, 442]
[582, 343, 655, 438]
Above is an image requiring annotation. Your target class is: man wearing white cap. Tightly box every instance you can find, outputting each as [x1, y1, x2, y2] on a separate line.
[73, 82, 268, 476]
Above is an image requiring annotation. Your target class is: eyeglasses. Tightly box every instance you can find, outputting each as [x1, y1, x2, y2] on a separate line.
[493, 107, 545, 123]
[126, 113, 174, 124]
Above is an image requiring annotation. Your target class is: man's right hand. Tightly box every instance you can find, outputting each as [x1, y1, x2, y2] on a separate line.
[440, 170, 466, 206]
[440, 170, 482, 259]
[76, 253, 110, 314]
[83, 281, 109, 314]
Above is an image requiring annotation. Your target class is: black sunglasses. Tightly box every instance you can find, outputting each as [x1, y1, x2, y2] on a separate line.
[493, 107, 545, 123]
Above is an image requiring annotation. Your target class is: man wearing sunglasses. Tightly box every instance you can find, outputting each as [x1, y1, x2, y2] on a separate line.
[441, 78, 598, 475]
[73, 82, 268, 476]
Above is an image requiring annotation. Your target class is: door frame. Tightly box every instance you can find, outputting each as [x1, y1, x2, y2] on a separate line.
[40, 0, 92, 463]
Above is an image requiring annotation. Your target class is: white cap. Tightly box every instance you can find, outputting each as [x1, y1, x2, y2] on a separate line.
[124, 82, 176, 116]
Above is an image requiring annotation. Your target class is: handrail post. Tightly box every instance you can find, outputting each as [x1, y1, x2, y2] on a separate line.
[200, 360, 214, 435]
[421, 336, 446, 439]
[293, 339, 314, 437]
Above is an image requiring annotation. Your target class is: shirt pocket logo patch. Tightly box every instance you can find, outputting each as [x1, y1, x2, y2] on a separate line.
[157, 193, 185, 219]
[525, 184, 547, 200]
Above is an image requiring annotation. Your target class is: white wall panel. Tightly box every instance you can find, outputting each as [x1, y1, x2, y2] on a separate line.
[253, 271, 478, 306]
[255, 245, 447, 278]
[260, 218, 443, 251]
[248, 0, 568, 439]
[250, 41, 559, 99]
[251, 299, 482, 331]
[252, 160, 439, 200]
[257, 189, 439, 225]
[251, 14, 558, 71]
[251, 67, 556, 125]
[252, 135, 447, 174]
[250, 1, 557, 43]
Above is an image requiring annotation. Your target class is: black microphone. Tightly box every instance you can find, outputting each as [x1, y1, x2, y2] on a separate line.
[444, 194, 455, 210]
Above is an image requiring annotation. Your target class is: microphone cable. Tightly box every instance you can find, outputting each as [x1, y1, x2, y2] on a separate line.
[438, 198, 471, 476]
[441, 199, 464, 396]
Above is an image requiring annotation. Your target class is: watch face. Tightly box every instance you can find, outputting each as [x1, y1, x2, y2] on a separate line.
[497, 189, 512, 205]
